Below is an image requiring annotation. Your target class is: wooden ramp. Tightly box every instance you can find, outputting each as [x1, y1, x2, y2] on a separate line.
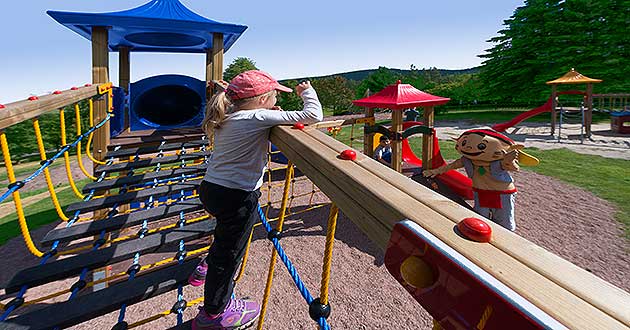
[270, 124, 630, 330]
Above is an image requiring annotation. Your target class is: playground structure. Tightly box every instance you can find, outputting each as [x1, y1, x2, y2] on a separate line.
[492, 69, 602, 138]
[0, 1, 629, 329]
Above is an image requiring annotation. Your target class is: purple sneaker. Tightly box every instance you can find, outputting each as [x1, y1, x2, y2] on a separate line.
[188, 258, 208, 287]
[192, 298, 261, 330]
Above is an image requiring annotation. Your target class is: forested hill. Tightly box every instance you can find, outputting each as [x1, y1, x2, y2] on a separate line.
[289, 67, 480, 82]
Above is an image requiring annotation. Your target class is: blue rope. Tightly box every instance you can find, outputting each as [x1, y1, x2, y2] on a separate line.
[256, 205, 331, 330]
[0, 113, 112, 204]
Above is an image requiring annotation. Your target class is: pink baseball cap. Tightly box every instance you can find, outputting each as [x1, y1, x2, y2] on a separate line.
[226, 70, 292, 100]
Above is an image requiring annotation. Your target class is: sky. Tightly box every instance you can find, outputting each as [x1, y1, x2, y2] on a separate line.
[0, 0, 524, 104]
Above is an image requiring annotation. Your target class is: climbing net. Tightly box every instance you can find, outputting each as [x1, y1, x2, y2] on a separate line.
[0, 100, 382, 329]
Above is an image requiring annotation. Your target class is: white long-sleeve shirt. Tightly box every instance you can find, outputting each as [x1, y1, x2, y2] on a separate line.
[203, 88, 323, 191]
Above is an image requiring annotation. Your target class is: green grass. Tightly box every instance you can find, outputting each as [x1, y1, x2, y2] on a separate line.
[0, 178, 90, 245]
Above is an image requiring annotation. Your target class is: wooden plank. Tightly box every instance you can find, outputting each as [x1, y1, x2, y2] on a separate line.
[83, 165, 205, 193]
[91, 26, 110, 164]
[391, 110, 402, 172]
[308, 120, 345, 130]
[364, 108, 375, 157]
[106, 139, 209, 159]
[421, 106, 434, 170]
[95, 151, 211, 174]
[304, 127, 630, 328]
[109, 128, 206, 150]
[271, 126, 628, 329]
[66, 180, 201, 214]
[2, 259, 198, 330]
[41, 198, 204, 245]
[0, 86, 98, 130]
[5, 220, 214, 293]
[211, 33, 224, 81]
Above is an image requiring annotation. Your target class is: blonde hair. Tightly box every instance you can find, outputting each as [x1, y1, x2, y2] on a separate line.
[202, 90, 275, 135]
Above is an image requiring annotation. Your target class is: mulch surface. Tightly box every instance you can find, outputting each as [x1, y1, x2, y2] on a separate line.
[1, 165, 628, 329]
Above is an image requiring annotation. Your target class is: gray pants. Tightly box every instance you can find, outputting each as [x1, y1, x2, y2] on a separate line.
[473, 192, 516, 231]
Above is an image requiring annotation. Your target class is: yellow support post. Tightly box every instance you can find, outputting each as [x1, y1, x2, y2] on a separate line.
[32, 118, 69, 221]
[59, 109, 84, 199]
[0, 132, 44, 257]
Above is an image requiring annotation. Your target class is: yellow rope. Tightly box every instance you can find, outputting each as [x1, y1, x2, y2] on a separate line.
[74, 104, 97, 180]
[0, 132, 44, 257]
[85, 98, 106, 165]
[59, 109, 84, 199]
[257, 161, 294, 330]
[319, 204, 339, 305]
[32, 118, 70, 221]
[476, 305, 493, 330]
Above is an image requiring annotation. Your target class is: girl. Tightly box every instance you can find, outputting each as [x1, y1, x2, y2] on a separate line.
[191, 70, 322, 330]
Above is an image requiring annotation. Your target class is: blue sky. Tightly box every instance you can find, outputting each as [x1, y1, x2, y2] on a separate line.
[0, 0, 524, 103]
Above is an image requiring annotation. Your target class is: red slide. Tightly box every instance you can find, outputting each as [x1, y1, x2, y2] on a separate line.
[402, 122, 473, 200]
[492, 97, 553, 132]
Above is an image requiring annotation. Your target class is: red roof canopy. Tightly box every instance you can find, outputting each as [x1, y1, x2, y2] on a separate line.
[352, 80, 450, 110]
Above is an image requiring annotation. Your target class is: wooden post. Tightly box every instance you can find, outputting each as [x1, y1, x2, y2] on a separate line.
[364, 107, 374, 157]
[91, 26, 110, 291]
[206, 48, 213, 100]
[92, 26, 110, 166]
[391, 109, 403, 172]
[422, 106, 434, 170]
[119, 46, 130, 132]
[211, 33, 224, 82]
[585, 83, 593, 136]
[550, 84, 557, 136]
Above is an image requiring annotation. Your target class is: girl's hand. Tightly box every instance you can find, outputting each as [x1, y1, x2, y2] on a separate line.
[296, 81, 311, 96]
[271, 106, 283, 111]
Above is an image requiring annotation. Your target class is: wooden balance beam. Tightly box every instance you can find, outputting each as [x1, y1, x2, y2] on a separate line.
[270, 123, 629, 330]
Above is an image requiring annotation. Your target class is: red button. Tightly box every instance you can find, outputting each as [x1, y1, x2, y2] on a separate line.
[53, 90, 62, 95]
[28, 96, 39, 101]
[339, 149, 357, 161]
[292, 123, 305, 130]
[457, 217, 492, 243]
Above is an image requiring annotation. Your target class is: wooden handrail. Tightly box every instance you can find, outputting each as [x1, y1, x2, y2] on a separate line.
[270, 124, 630, 330]
[0, 85, 99, 130]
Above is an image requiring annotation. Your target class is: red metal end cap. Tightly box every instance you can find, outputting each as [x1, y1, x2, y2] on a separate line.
[28, 96, 39, 101]
[0, 104, 5, 109]
[84, 83, 92, 87]
[53, 90, 62, 95]
[71, 87, 79, 90]
[396, 80, 402, 84]
[457, 217, 492, 243]
[339, 149, 357, 161]
[292, 123, 305, 130]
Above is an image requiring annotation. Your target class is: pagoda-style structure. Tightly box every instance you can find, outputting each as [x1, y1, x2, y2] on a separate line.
[546, 68, 602, 136]
[353, 81, 450, 172]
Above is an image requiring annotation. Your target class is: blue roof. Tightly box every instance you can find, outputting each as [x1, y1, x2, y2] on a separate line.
[47, 0, 247, 53]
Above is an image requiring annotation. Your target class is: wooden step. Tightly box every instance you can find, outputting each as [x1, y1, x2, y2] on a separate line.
[2, 259, 198, 330]
[41, 198, 204, 245]
[106, 139, 209, 159]
[83, 165, 205, 193]
[95, 151, 211, 175]
[5, 220, 214, 293]
[66, 180, 201, 214]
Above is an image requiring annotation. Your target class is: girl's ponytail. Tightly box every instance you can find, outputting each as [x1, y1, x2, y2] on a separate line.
[202, 91, 232, 135]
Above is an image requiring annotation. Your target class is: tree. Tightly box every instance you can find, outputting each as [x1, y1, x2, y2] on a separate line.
[355, 67, 401, 99]
[223, 57, 258, 81]
[311, 76, 356, 115]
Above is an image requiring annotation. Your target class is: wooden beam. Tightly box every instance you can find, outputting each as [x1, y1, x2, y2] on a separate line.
[391, 110, 403, 172]
[585, 83, 593, 136]
[211, 33, 224, 82]
[91, 26, 110, 164]
[0, 86, 97, 130]
[206, 48, 213, 100]
[118, 46, 130, 132]
[269, 125, 630, 329]
[308, 128, 630, 326]
[551, 85, 557, 135]
[421, 106, 434, 170]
